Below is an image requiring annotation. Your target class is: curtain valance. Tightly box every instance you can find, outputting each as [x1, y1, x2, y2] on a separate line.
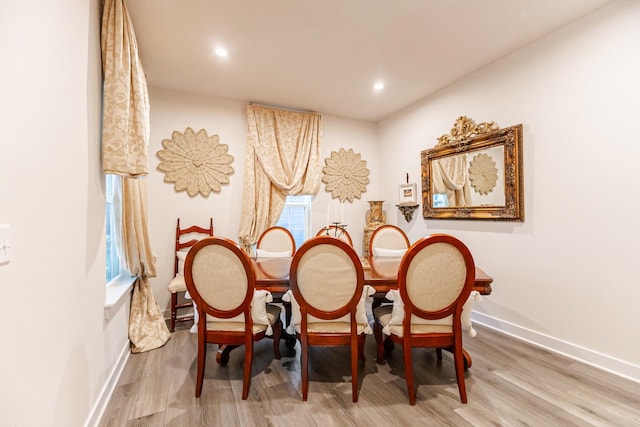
[238, 105, 322, 248]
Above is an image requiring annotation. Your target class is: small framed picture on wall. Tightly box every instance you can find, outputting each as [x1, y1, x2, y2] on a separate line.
[398, 183, 417, 204]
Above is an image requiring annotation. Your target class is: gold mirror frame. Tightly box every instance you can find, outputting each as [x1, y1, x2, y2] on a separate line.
[421, 117, 524, 221]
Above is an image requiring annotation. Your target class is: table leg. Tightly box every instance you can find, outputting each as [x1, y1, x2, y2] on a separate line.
[462, 349, 472, 370]
[216, 345, 238, 365]
[215, 302, 297, 363]
[437, 346, 472, 370]
[215, 334, 295, 364]
[282, 301, 297, 355]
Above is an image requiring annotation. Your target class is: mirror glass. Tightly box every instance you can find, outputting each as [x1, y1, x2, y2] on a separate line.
[421, 117, 523, 221]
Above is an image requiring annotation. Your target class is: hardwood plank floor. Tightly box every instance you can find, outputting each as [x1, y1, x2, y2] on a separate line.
[99, 324, 640, 426]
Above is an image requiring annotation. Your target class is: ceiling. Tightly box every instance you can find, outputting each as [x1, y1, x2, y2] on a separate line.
[126, 0, 611, 123]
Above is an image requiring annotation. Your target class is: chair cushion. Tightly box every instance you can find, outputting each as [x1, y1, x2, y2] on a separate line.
[191, 290, 280, 336]
[374, 305, 451, 336]
[375, 289, 482, 337]
[282, 285, 375, 335]
[372, 247, 407, 258]
[205, 304, 281, 335]
[168, 275, 186, 293]
[255, 248, 292, 258]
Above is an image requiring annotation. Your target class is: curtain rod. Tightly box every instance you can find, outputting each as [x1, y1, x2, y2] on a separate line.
[249, 101, 317, 114]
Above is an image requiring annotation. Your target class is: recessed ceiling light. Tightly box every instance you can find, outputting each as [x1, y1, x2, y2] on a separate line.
[214, 47, 228, 57]
[373, 81, 384, 91]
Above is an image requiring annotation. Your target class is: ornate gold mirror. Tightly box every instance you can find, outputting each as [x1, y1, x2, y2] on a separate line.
[421, 116, 523, 221]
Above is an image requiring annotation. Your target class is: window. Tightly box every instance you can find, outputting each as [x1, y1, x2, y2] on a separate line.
[276, 195, 312, 249]
[105, 174, 122, 282]
[433, 194, 449, 207]
[105, 175, 135, 310]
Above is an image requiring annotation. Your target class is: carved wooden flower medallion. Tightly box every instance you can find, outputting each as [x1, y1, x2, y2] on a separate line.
[468, 153, 498, 195]
[322, 148, 370, 202]
[157, 127, 234, 197]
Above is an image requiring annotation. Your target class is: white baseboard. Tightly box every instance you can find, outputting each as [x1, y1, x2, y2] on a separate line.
[84, 341, 131, 427]
[472, 312, 640, 384]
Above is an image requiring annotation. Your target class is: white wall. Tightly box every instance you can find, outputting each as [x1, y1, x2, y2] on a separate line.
[0, 0, 132, 426]
[146, 88, 379, 312]
[1, 2, 637, 425]
[377, 0, 640, 381]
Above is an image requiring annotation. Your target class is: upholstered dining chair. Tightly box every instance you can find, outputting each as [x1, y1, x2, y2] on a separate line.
[287, 236, 372, 402]
[256, 226, 296, 257]
[369, 224, 410, 258]
[256, 226, 295, 330]
[167, 218, 213, 332]
[184, 236, 283, 399]
[316, 225, 353, 246]
[373, 234, 476, 405]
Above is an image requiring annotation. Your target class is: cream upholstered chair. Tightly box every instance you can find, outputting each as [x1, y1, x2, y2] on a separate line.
[369, 224, 410, 258]
[316, 225, 353, 246]
[184, 236, 282, 399]
[256, 226, 296, 256]
[373, 234, 476, 405]
[167, 218, 213, 332]
[369, 224, 410, 309]
[287, 236, 372, 402]
[256, 226, 295, 330]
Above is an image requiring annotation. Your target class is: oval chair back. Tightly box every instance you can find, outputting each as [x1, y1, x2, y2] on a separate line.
[289, 236, 367, 402]
[257, 226, 296, 255]
[184, 237, 282, 399]
[373, 234, 475, 405]
[315, 225, 353, 246]
[369, 224, 410, 257]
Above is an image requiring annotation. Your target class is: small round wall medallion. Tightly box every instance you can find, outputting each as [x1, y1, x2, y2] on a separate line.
[468, 153, 498, 195]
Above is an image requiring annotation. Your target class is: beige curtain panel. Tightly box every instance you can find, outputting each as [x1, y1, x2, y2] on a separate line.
[238, 105, 322, 248]
[124, 177, 169, 353]
[432, 155, 471, 207]
[101, 0, 150, 177]
[122, 178, 156, 280]
[101, 0, 169, 353]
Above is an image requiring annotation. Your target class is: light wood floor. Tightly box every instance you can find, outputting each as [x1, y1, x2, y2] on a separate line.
[99, 323, 640, 426]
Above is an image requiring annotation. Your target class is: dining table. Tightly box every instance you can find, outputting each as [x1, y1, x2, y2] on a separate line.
[215, 256, 493, 367]
[252, 255, 493, 296]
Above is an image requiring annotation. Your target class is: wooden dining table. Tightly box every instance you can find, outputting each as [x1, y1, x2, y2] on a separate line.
[252, 256, 493, 296]
[222, 255, 494, 369]
[215, 256, 493, 365]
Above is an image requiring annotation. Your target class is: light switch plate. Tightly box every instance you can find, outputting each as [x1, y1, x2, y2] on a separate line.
[0, 224, 11, 265]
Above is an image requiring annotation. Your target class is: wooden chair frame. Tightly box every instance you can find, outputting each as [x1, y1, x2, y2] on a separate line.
[373, 234, 475, 405]
[315, 225, 353, 246]
[169, 218, 213, 332]
[289, 236, 366, 402]
[368, 224, 410, 257]
[184, 237, 282, 399]
[256, 226, 296, 253]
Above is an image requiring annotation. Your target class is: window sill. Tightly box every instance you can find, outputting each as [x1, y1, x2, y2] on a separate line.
[104, 274, 136, 320]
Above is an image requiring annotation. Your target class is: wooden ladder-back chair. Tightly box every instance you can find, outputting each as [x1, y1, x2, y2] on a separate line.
[184, 237, 282, 399]
[288, 236, 372, 402]
[167, 218, 213, 332]
[369, 224, 410, 258]
[373, 234, 475, 405]
[316, 225, 353, 246]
